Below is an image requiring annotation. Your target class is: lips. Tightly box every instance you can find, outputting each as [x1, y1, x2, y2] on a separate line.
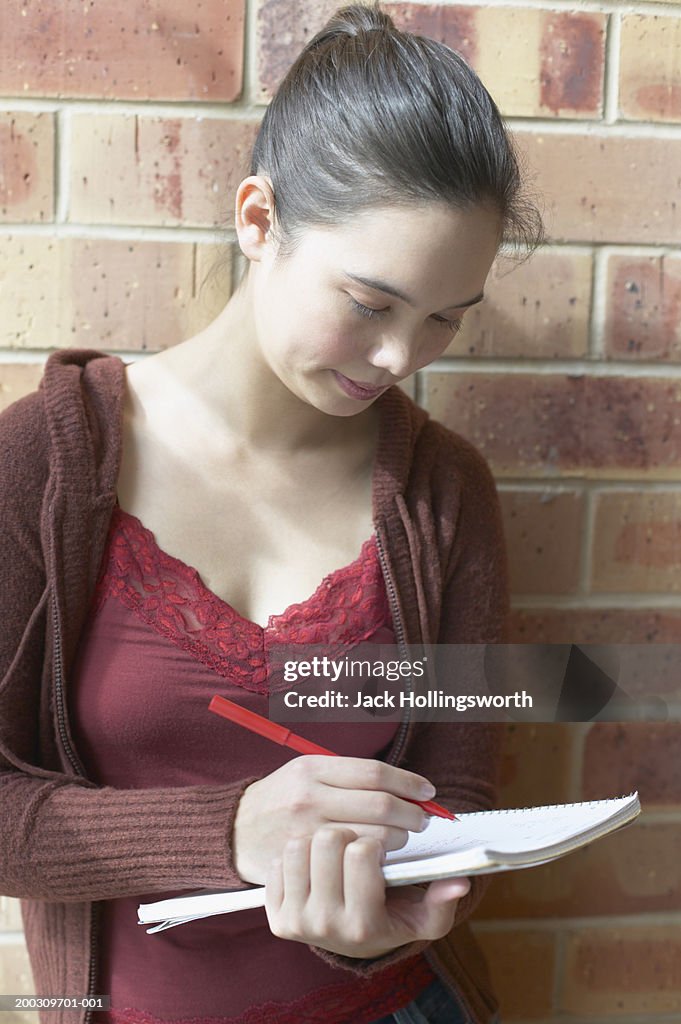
[332, 371, 389, 400]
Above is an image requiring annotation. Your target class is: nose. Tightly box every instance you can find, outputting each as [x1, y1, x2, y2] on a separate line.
[366, 331, 415, 380]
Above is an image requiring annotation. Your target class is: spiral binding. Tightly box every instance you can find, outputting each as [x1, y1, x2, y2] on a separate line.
[453, 792, 638, 817]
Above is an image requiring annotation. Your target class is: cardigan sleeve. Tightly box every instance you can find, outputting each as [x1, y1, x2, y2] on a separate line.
[0, 391, 262, 902]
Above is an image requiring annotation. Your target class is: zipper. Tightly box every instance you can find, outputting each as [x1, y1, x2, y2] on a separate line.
[375, 520, 485, 1023]
[49, 510, 99, 1024]
[374, 526, 412, 767]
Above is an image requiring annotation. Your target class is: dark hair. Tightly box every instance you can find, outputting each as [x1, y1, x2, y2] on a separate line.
[207, 1, 543, 293]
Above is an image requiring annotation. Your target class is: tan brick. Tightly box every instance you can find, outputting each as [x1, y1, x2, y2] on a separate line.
[424, 373, 681, 479]
[509, 607, 681, 644]
[499, 489, 584, 594]
[0, 364, 45, 413]
[620, 15, 681, 124]
[64, 239, 231, 352]
[0, 0, 244, 101]
[0, 113, 54, 223]
[69, 115, 259, 227]
[516, 132, 681, 245]
[562, 925, 681, 1015]
[591, 491, 681, 593]
[0, 940, 34, 997]
[0, 937, 37, 1024]
[471, 928, 556, 1018]
[478, 819, 681, 920]
[604, 253, 681, 362]
[0, 237, 60, 347]
[498, 722, 576, 807]
[473, 7, 604, 118]
[0, 897, 24, 931]
[448, 250, 592, 359]
[582, 722, 681, 807]
[0, 236, 232, 351]
[255, 2, 605, 118]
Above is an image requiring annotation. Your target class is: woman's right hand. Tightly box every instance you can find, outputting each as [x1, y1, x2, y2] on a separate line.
[232, 756, 436, 884]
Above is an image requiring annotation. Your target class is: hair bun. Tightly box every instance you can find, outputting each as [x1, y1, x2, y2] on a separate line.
[307, 2, 394, 49]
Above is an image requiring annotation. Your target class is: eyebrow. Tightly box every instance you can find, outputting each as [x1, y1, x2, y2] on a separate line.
[344, 272, 485, 312]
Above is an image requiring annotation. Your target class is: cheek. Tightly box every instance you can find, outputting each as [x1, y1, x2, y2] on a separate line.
[415, 330, 454, 368]
[301, 313, 360, 365]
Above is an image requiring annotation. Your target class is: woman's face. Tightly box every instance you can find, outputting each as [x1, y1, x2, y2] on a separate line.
[249, 200, 501, 417]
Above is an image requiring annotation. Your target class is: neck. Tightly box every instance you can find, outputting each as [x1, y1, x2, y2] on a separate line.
[148, 279, 374, 457]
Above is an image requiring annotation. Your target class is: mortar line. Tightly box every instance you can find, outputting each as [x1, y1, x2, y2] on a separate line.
[603, 6, 623, 124]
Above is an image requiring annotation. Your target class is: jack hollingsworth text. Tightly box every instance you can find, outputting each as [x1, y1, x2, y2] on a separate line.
[283, 689, 534, 710]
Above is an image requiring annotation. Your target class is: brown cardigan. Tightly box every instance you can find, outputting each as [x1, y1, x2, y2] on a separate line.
[0, 348, 509, 1024]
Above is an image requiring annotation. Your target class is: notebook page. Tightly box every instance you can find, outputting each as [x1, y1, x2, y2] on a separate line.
[386, 795, 637, 864]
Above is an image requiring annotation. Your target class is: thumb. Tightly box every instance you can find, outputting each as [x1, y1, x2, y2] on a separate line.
[425, 875, 471, 907]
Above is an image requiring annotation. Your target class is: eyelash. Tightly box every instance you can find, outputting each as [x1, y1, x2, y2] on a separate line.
[348, 297, 463, 333]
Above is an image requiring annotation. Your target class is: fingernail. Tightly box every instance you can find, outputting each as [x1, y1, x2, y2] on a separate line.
[420, 783, 436, 799]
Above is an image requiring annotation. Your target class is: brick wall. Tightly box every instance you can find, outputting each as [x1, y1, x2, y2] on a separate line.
[1, 1, 679, 1021]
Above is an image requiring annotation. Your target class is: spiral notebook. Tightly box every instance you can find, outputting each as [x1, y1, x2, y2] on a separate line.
[138, 792, 640, 933]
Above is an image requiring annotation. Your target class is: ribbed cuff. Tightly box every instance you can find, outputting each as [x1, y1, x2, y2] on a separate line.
[3, 775, 261, 901]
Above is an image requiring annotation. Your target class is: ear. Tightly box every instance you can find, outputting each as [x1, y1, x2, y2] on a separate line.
[234, 175, 277, 262]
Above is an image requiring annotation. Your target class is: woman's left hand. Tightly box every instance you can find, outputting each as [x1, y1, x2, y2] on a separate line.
[264, 826, 471, 959]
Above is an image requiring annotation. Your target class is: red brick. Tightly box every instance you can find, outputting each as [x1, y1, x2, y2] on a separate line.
[562, 925, 681, 1015]
[509, 608, 681, 644]
[516, 132, 681, 245]
[0, 113, 54, 223]
[0, 0, 244, 101]
[604, 253, 681, 362]
[471, 928, 556, 1018]
[255, 0, 342, 100]
[539, 12, 604, 116]
[498, 489, 584, 594]
[70, 115, 259, 227]
[505, 623, 681, 704]
[620, 15, 681, 124]
[448, 250, 592, 359]
[255, 2, 604, 119]
[498, 722, 576, 807]
[478, 819, 681, 920]
[582, 722, 681, 807]
[0, 364, 44, 413]
[591, 491, 681, 593]
[424, 373, 681, 479]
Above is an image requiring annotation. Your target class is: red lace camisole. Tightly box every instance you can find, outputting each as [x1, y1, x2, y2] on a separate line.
[68, 503, 436, 1024]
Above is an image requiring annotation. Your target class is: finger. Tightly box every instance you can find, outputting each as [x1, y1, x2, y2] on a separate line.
[317, 820, 420, 852]
[426, 876, 471, 907]
[342, 835, 387, 923]
[305, 756, 436, 802]
[308, 827, 355, 914]
[417, 877, 471, 937]
[317, 785, 429, 835]
[280, 836, 312, 909]
[264, 857, 284, 915]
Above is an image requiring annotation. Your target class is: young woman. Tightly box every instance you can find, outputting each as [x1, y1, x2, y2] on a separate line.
[0, 4, 542, 1023]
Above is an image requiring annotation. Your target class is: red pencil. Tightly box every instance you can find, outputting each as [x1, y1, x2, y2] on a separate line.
[208, 694, 457, 821]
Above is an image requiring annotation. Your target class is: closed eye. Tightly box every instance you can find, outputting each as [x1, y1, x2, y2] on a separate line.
[348, 297, 463, 333]
[349, 298, 387, 321]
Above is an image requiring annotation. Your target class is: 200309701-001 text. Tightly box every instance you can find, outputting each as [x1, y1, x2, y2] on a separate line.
[0, 995, 110, 1011]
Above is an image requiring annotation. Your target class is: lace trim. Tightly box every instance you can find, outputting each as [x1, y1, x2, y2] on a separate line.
[95, 956, 436, 1024]
[90, 506, 392, 694]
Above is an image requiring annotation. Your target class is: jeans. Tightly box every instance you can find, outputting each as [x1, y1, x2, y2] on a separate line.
[367, 974, 501, 1024]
